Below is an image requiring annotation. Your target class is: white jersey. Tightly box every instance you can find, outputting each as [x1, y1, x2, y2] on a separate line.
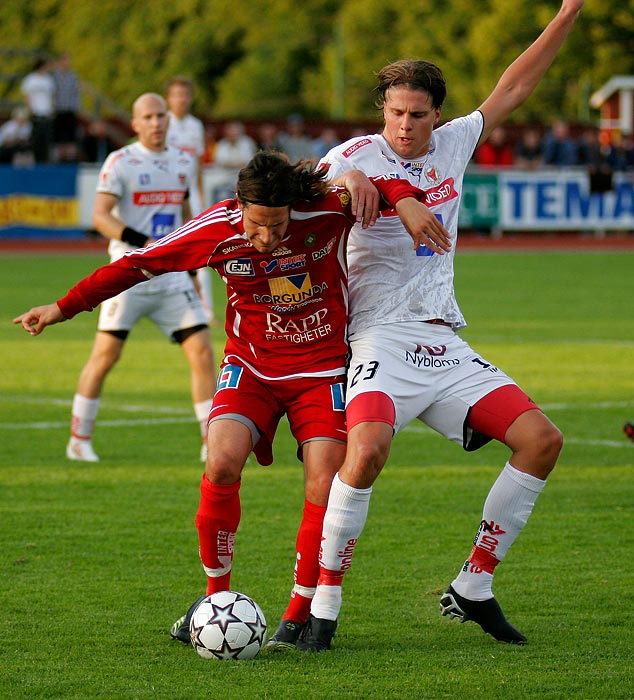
[97, 141, 196, 293]
[320, 110, 484, 335]
[166, 112, 205, 214]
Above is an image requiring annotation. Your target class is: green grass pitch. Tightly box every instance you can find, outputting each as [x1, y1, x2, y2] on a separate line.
[1, 249, 633, 699]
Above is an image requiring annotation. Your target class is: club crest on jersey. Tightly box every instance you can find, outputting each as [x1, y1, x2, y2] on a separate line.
[424, 165, 441, 184]
[179, 173, 187, 185]
[305, 233, 317, 247]
[139, 173, 150, 185]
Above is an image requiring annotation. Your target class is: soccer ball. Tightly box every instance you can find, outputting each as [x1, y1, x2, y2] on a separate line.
[189, 591, 267, 660]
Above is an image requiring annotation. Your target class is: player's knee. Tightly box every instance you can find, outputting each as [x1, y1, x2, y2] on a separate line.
[205, 449, 243, 483]
[540, 421, 563, 469]
[87, 347, 121, 375]
[342, 427, 391, 487]
[507, 412, 562, 479]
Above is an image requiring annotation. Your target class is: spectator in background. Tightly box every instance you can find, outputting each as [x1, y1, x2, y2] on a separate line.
[279, 113, 314, 161]
[256, 122, 283, 152]
[214, 121, 257, 171]
[542, 119, 577, 166]
[612, 133, 634, 171]
[20, 58, 55, 163]
[311, 127, 341, 160]
[474, 126, 514, 166]
[514, 129, 544, 170]
[201, 124, 217, 166]
[514, 128, 544, 170]
[52, 53, 81, 162]
[0, 106, 33, 165]
[81, 118, 118, 164]
[577, 126, 617, 193]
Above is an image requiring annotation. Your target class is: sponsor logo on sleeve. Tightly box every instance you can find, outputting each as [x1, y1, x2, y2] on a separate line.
[342, 138, 372, 158]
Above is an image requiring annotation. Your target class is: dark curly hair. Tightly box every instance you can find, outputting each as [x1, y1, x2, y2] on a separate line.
[236, 151, 331, 208]
[375, 60, 446, 110]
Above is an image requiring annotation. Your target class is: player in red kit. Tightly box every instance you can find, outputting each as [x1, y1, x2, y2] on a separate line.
[15, 151, 449, 651]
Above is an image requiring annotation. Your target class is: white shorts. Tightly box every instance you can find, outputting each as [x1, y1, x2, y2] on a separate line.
[97, 281, 207, 341]
[346, 321, 516, 447]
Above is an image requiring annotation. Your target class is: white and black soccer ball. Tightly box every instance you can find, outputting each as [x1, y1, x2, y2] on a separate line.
[189, 591, 267, 660]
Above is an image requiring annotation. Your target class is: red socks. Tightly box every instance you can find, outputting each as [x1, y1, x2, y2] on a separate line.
[195, 476, 241, 595]
[281, 500, 326, 623]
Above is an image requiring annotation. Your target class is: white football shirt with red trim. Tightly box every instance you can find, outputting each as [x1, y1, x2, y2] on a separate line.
[320, 111, 484, 334]
[96, 141, 196, 292]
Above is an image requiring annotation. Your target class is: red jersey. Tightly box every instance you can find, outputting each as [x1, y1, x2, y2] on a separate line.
[58, 178, 423, 380]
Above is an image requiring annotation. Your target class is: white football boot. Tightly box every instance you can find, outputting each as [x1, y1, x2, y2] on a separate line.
[66, 437, 100, 462]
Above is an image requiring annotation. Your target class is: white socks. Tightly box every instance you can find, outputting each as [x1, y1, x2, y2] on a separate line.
[452, 462, 546, 601]
[70, 394, 100, 439]
[194, 399, 214, 439]
[311, 474, 373, 621]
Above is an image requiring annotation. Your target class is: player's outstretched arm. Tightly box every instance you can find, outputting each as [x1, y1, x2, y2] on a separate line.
[332, 169, 380, 229]
[13, 303, 66, 336]
[394, 198, 452, 254]
[478, 0, 584, 142]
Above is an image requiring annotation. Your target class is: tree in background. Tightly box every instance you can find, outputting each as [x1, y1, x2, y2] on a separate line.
[0, 0, 631, 123]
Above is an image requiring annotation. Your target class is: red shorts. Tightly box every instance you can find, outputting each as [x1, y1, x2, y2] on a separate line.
[465, 384, 540, 449]
[210, 363, 347, 465]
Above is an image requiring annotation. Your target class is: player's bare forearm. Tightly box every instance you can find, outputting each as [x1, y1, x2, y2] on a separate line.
[92, 192, 127, 241]
[332, 170, 380, 229]
[394, 198, 451, 254]
[13, 303, 66, 336]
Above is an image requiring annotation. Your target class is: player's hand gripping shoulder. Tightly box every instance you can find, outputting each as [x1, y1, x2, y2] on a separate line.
[395, 197, 452, 255]
[13, 303, 66, 336]
[332, 169, 380, 229]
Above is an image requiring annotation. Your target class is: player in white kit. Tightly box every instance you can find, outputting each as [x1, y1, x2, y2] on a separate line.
[66, 93, 216, 463]
[166, 77, 217, 325]
[298, 0, 584, 651]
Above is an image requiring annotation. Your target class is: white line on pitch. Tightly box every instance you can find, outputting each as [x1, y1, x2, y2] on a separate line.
[0, 417, 196, 429]
[0, 395, 192, 414]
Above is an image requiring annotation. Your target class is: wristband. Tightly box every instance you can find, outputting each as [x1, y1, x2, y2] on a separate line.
[121, 227, 149, 247]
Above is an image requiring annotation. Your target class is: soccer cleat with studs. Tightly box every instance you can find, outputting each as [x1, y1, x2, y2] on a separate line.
[169, 595, 207, 644]
[66, 437, 99, 462]
[439, 584, 527, 645]
[264, 619, 304, 651]
[295, 614, 338, 652]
